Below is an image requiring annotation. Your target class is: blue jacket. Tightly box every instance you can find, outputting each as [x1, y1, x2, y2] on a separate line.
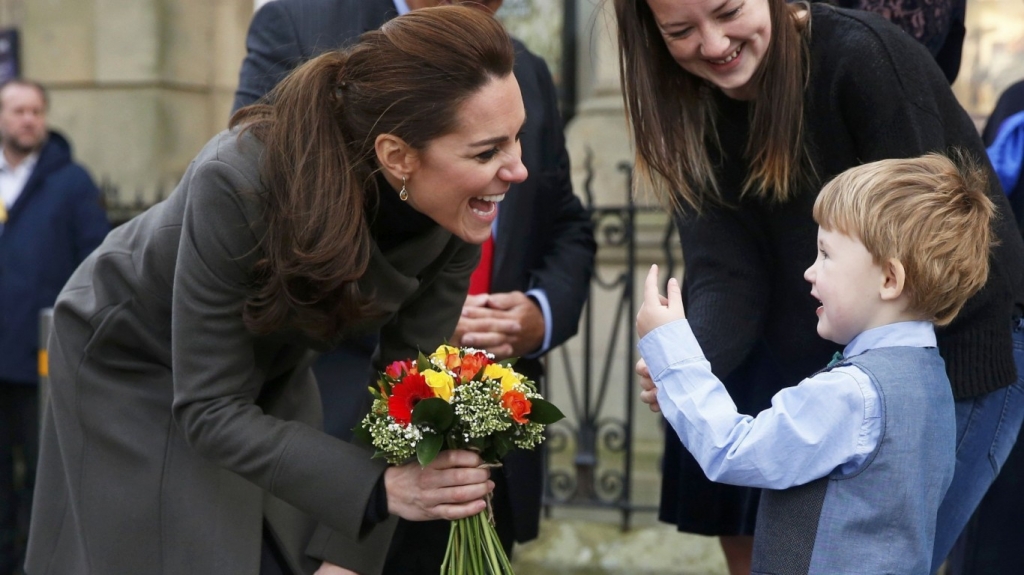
[0, 131, 109, 384]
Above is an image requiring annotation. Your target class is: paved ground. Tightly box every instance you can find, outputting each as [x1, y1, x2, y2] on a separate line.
[512, 510, 728, 575]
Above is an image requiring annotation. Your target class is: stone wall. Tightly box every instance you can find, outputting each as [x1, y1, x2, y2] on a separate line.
[8, 0, 251, 199]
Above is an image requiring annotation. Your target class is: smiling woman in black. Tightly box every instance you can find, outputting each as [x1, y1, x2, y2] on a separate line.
[615, 1, 1024, 573]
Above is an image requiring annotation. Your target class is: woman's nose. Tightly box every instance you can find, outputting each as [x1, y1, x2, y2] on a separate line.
[501, 150, 528, 184]
[700, 28, 731, 59]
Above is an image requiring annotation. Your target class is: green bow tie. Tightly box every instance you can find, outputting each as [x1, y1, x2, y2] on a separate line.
[826, 351, 844, 368]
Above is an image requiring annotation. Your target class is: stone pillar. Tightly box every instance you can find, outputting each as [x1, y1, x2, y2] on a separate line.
[19, 0, 252, 201]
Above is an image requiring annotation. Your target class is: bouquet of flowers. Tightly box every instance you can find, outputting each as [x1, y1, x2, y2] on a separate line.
[355, 344, 564, 574]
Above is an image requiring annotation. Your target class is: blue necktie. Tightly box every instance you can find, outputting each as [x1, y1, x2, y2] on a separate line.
[826, 351, 844, 368]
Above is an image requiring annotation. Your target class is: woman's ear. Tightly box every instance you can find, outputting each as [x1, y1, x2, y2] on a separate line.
[880, 258, 906, 301]
[375, 133, 418, 182]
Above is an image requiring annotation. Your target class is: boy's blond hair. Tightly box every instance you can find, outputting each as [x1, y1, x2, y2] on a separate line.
[813, 152, 995, 326]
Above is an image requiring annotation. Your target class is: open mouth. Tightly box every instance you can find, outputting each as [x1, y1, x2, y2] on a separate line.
[469, 193, 505, 217]
[709, 44, 743, 65]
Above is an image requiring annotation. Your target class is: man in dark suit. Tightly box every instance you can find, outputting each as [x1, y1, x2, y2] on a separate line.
[233, 1, 596, 572]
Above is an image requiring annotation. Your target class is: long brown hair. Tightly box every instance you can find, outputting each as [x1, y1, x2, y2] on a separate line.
[615, 0, 811, 214]
[230, 6, 514, 341]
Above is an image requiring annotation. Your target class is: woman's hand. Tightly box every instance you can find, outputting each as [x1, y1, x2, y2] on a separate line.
[636, 357, 661, 413]
[383, 449, 494, 522]
[636, 264, 685, 339]
[314, 561, 360, 575]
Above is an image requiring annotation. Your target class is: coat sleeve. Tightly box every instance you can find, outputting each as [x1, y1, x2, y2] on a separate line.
[232, 1, 304, 113]
[518, 51, 596, 352]
[674, 205, 772, 380]
[169, 156, 388, 547]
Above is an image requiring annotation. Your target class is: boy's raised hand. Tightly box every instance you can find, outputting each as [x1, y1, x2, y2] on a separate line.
[636, 264, 685, 339]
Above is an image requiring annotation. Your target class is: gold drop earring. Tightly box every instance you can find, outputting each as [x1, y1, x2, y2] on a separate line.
[399, 176, 409, 201]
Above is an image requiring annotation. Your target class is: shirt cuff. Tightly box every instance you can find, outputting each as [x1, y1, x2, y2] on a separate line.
[524, 288, 553, 358]
[637, 318, 705, 378]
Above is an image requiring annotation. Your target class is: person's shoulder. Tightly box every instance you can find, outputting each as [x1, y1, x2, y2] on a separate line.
[258, 0, 344, 16]
[809, 4, 922, 59]
[511, 37, 554, 77]
[808, 4, 940, 93]
[261, 0, 391, 28]
[203, 127, 264, 187]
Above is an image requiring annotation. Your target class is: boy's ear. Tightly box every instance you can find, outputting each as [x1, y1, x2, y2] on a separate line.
[879, 258, 906, 301]
[374, 133, 419, 182]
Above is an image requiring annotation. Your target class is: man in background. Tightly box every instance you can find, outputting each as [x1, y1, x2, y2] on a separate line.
[233, 1, 595, 572]
[0, 79, 109, 575]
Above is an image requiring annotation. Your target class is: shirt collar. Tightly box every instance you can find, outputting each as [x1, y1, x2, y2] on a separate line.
[0, 150, 38, 174]
[844, 321, 936, 359]
[393, 0, 411, 15]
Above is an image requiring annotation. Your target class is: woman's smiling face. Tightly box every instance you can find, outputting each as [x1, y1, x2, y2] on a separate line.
[646, 0, 772, 100]
[402, 73, 528, 244]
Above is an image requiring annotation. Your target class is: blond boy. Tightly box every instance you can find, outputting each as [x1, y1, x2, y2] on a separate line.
[636, 153, 994, 573]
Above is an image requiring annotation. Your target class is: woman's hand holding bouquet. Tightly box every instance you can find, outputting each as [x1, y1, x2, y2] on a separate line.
[355, 344, 564, 574]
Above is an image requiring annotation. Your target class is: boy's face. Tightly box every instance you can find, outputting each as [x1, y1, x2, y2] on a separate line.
[803, 227, 888, 346]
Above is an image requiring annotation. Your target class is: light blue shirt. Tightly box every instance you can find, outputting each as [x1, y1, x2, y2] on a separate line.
[393, 0, 410, 15]
[639, 320, 937, 489]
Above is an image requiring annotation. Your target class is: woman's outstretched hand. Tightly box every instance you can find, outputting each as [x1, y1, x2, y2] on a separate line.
[383, 449, 494, 522]
[636, 264, 685, 340]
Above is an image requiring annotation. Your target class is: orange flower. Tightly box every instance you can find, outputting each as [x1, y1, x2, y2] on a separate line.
[459, 352, 490, 383]
[501, 390, 531, 424]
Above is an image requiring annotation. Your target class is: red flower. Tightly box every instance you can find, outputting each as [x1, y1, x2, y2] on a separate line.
[459, 352, 491, 383]
[388, 373, 434, 425]
[385, 359, 417, 380]
[501, 390, 532, 424]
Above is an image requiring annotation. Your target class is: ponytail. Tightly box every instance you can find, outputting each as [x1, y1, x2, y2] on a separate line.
[232, 51, 376, 341]
[228, 6, 514, 342]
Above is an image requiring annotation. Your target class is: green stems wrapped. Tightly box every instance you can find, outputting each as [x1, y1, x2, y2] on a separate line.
[441, 494, 514, 574]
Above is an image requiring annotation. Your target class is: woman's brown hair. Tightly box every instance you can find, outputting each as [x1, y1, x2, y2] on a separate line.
[614, 0, 811, 214]
[230, 6, 515, 341]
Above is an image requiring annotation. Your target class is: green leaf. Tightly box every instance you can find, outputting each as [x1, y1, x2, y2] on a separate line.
[412, 397, 455, 432]
[417, 350, 432, 372]
[369, 385, 383, 401]
[493, 432, 514, 460]
[352, 422, 373, 446]
[416, 433, 443, 467]
[379, 378, 393, 396]
[528, 398, 565, 424]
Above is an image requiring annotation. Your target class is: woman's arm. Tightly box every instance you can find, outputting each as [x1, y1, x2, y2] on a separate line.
[674, 204, 772, 380]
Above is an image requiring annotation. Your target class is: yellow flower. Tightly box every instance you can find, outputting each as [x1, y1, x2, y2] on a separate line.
[483, 364, 520, 394]
[431, 345, 461, 370]
[422, 369, 455, 402]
